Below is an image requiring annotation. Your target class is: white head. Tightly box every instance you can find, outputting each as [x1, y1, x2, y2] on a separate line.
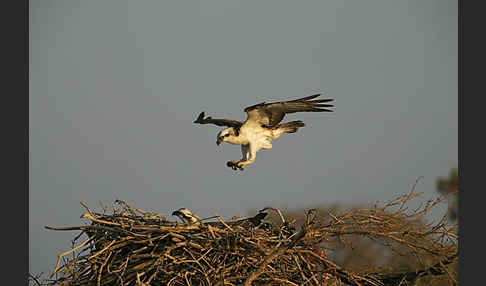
[171, 207, 198, 225]
[216, 127, 238, 145]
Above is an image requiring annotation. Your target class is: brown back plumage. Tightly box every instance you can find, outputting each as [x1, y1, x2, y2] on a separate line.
[244, 93, 334, 126]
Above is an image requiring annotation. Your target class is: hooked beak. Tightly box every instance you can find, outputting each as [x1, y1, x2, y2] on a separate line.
[216, 137, 223, 146]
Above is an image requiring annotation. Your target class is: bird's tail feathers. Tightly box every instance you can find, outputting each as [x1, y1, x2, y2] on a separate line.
[278, 120, 305, 134]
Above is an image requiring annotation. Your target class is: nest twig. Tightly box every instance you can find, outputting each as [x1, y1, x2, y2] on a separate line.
[43, 189, 457, 286]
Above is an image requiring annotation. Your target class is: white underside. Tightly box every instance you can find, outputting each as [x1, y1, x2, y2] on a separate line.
[224, 122, 287, 169]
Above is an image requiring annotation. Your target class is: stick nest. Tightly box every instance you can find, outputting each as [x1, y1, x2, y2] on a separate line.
[44, 187, 457, 286]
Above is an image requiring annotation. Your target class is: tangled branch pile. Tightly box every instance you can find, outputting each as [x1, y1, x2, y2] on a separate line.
[43, 188, 457, 286]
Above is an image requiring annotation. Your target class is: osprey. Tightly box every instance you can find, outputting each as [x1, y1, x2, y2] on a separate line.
[194, 93, 334, 170]
[171, 207, 268, 228]
[171, 208, 200, 225]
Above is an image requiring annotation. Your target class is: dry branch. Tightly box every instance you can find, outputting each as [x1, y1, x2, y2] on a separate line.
[42, 190, 457, 286]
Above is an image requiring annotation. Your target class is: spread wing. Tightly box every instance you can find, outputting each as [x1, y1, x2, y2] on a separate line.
[244, 93, 334, 126]
[193, 111, 243, 128]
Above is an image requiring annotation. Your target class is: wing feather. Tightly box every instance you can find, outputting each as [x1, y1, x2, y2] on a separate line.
[193, 112, 243, 128]
[244, 93, 334, 126]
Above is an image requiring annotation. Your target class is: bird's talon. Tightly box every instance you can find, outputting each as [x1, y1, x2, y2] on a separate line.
[227, 160, 243, 171]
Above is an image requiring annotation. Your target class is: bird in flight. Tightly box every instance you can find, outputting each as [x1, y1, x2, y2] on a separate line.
[193, 93, 334, 170]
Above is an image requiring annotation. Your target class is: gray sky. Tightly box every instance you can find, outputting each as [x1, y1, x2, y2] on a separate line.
[30, 0, 457, 276]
